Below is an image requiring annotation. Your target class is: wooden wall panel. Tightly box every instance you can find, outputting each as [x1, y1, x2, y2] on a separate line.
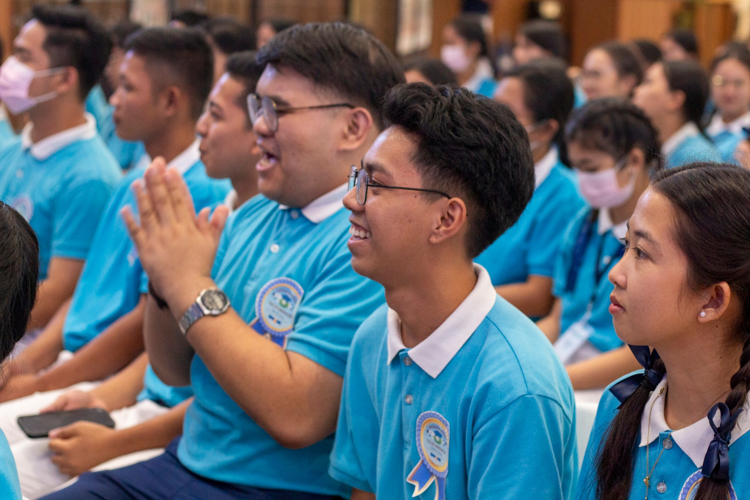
[568, 0, 618, 65]
[616, 0, 681, 42]
[428, 0, 461, 57]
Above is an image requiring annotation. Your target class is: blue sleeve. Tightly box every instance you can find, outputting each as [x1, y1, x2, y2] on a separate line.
[468, 395, 578, 500]
[51, 178, 114, 260]
[328, 337, 376, 493]
[0, 432, 21, 500]
[552, 211, 586, 298]
[286, 251, 384, 377]
[527, 189, 585, 278]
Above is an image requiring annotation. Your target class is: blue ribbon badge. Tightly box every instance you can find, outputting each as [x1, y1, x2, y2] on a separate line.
[407, 411, 449, 500]
[250, 278, 304, 348]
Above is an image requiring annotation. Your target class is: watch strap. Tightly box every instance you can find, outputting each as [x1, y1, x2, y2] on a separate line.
[179, 302, 205, 335]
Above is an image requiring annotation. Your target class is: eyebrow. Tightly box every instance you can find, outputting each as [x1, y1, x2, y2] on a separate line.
[627, 223, 660, 249]
[263, 94, 291, 108]
[362, 160, 393, 181]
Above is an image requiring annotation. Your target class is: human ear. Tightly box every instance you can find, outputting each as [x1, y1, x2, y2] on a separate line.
[428, 197, 468, 246]
[52, 67, 78, 95]
[667, 89, 686, 113]
[160, 85, 182, 118]
[339, 107, 374, 153]
[697, 282, 732, 322]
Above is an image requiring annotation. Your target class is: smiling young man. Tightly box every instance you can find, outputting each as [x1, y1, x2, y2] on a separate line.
[0, 5, 120, 333]
[329, 83, 578, 500]
[42, 23, 404, 500]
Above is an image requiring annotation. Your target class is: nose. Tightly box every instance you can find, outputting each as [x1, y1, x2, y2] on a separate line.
[195, 111, 209, 138]
[109, 87, 121, 107]
[608, 253, 627, 289]
[343, 185, 362, 212]
[252, 112, 272, 138]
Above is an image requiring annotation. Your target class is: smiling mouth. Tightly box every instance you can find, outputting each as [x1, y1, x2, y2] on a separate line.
[349, 225, 371, 239]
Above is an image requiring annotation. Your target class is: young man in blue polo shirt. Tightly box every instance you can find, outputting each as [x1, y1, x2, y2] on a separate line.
[43, 22, 404, 500]
[329, 83, 578, 500]
[0, 28, 229, 406]
[0, 5, 120, 332]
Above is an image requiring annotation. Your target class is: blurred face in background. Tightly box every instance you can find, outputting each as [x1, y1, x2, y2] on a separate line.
[512, 34, 548, 66]
[712, 58, 750, 122]
[581, 48, 637, 100]
[256, 22, 277, 50]
[660, 36, 690, 62]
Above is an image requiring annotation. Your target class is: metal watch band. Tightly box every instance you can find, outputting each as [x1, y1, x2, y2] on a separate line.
[179, 302, 204, 335]
[178, 288, 231, 336]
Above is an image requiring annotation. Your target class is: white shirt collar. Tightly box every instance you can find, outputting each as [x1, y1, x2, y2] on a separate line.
[21, 113, 97, 160]
[597, 209, 628, 240]
[224, 190, 238, 213]
[278, 183, 348, 224]
[386, 264, 497, 379]
[137, 140, 201, 176]
[0, 105, 8, 123]
[706, 111, 750, 137]
[534, 147, 557, 189]
[463, 58, 495, 93]
[662, 122, 701, 158]
[639, 375, 750, 468]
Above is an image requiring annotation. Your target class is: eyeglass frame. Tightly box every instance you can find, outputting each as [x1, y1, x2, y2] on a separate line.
[247, 93, 355, 132]
[348, 162, 452, 205]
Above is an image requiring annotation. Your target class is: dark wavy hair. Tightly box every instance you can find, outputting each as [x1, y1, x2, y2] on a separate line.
[0, 202, 39, 362]
[592, 163, 750, 500]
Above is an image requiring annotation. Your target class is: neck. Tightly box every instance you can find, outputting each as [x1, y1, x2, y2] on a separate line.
[659, 328, 743, 430]
[385, 257, 477, 348]
[533, 143, 551, 164]
[722, 110, 746, 124]
[657, 114, 688, 146]
[143, 120, 197, 164]
[231, 173, 259, 207]
[458, 59, 480, 86]
[27, 100, 87, 143]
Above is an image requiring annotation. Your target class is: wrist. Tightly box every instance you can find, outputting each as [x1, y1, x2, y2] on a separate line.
[168, 278, 219, 322]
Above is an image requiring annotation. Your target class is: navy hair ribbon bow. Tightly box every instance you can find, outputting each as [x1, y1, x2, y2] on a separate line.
[609, 345, 662, 405]
[702, 402, 742, 482]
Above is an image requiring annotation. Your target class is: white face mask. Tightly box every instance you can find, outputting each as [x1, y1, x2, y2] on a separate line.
[441, 45, 471, 73]
[576, 157, 637, 209]
[0, 56, 64, 114]
[525, 121, 547, 152]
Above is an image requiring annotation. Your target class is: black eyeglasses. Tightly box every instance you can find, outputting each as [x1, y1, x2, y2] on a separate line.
[348, 163, 452, 205]
[247, 94, 354, 133]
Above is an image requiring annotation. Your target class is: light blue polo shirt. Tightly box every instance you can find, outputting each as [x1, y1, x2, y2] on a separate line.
[330, 265, 577, 499]
[177, 185, 385, 496]
[476, 148, 585, 287]
[0, 114, 121, 280]
[553, 208, 626, 354]
[706, 112, 750, 165]
[86, 85, 145, 171]
[578, 373, 750, 499]
[62, 141, 230, 353]
[0, 107, 16, 149]
[663, 122, 721, 169]
[0, 430, 20, 500]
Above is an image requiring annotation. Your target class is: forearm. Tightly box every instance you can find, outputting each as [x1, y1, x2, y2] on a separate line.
[27, 277, 77, 331]
[35, 298, 146, 391]
[535, 298, 562, 343]
[143, 297, 193, 386]
[495, 276, 554, 318]
[566, 345, 641, 390]
[351, 489, 375, 500]
[106, 399, 190, 457]
[89, 353, 149, 411]
[13, 299, 69, 374]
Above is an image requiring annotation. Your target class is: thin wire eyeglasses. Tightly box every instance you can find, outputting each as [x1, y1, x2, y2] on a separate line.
[348, 162, 452, 205]
[247, 94, 354, 132]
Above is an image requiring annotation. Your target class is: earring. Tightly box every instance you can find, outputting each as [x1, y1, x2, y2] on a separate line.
[700, 311, 707, 318]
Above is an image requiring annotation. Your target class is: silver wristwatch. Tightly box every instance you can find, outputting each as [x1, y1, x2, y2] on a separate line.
[179, 288, 231, 335]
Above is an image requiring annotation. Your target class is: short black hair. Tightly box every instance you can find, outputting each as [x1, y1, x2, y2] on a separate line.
[110, 20, 142, 49]
[382, 83, 534, 258]
[125, 27, 213, 120]
[519, 20, 567, 60]
[450, 14, 489, 57]
[257, 22, 405, 130]
[31, 5, 111, 101]
[665, 29, 699, 56]
[204, 17, 255, 55]
[404, 58, 458, 86]
[662, 59, 709, 130]
[632, 39, 662, 66]
[0, 202, 39, 363]
[170, 9, 210, 28]
[225, 51, 264, 125]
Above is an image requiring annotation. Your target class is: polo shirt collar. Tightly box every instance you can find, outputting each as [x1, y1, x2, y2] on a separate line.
[136, 140, 201, 176]
[386, 264, 497, 379]
[639, 375, 750, 468]
[706, 111, 750, 137]
[224, 190, 238, 213]
[278, 183, 348, 224]
[21, 112, 97, 160]
[597, 208, 628, 240]
[662, 122, 700, 158]
[534, 146, 557, 189]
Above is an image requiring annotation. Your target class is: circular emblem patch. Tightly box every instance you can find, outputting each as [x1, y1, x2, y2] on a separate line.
[679, 469, 737, 500]
[11, 195, 34, 221]
[255, 278, 304, 338]
[417, 412, 450, 476]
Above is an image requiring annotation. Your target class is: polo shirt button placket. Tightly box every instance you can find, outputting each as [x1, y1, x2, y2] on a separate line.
[656, 481, 666, 494]
[404, 394, 413, 405]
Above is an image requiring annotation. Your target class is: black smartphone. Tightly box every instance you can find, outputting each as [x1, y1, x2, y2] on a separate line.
[17, 408, 115, 439]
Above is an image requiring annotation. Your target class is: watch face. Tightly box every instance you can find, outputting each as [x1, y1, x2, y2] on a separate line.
[201, 289, 229, 313]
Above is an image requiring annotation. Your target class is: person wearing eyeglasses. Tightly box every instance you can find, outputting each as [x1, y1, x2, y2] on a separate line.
[41, 23, 404, 500]
[706, 48, 750, 164]
[328, 83, 577, 500]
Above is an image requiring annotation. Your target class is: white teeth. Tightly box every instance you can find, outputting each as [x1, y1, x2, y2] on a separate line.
[349, 225, 371, 239]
